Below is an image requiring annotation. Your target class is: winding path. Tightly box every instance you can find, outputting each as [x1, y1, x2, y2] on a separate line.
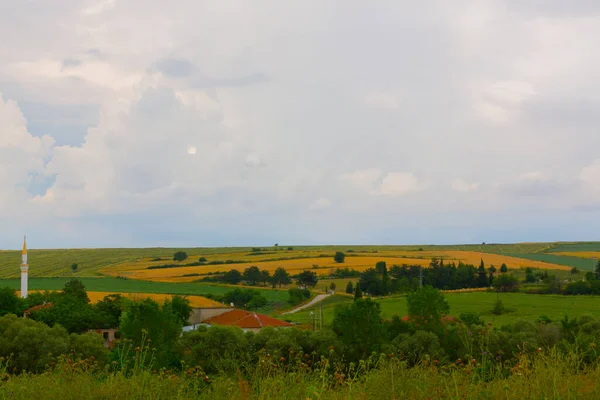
[282, 293, 332, 315]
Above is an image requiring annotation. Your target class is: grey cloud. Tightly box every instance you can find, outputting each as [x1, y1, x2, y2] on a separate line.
[154, 58, 195, 77]
[61, 58, 82, 69]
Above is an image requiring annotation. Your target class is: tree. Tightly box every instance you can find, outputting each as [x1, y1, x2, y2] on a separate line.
[0, 287, 26, 316]
[71, 263, 78, 273]
[119, 298, 183, 369]
[222, 269, 243, 284]
[406, 285, 450, 328]
[595, 260, 600, 280]
[222, 289, 267, 310]
[272, 267, 292, 287]
[94, 294, 124, 328]
[63, 279, 89, 303]
[571, 267, 580, 274]
[243, 266, 262, 285]
[333, 252, 345, 263]
[493, 274, 520, 292]
[296, 270, 318, 288]
[332, 298, 384, 361]
[199, 257, 208, 263]
[173, 251, 188, 262]
[500, 263, 508, 273]
[354, 283, 363, 300]
[163, 295, 192, 326]
[346, 281, 354, 294]
[329, 282, 336, 292]
[586, 271, 595, 282]
[260, 270, 271, 286]
[477, 259, 489, 287]
[375, 261, 387, 274]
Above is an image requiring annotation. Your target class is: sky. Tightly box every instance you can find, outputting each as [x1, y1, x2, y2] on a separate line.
[1, 0, 600, 249]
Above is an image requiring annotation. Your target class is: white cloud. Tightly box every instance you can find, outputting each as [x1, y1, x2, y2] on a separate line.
[451, 179, 479, 192]
[187, 146, 197, 155]
[309, 197, 331, 210]
[363, 91, 400, 109]
[377, 172, 422, 197]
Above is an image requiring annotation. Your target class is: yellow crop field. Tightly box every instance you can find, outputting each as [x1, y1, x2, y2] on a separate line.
[18, 290, 224, 308]
[109, 251, 568, 283]
[554, 252, 600, 259]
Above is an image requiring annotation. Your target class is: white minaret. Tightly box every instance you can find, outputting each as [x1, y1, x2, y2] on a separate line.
[20, 235, 28, 299]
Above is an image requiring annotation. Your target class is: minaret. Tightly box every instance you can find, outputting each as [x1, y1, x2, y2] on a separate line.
[20, 235, 28, 299]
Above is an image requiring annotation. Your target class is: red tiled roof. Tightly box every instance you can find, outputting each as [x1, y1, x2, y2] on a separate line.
[203, 309, 293, 329]
[24, 302, 54, 315]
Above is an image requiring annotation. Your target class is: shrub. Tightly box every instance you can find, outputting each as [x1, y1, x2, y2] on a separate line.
[198, 257, 207, 262]
[459, 312, 483, 326]
[288, 288, 311, 305]
[173, 251, 188, 262]
[393, 330, 445, 366]
[334, 252, 345, 263]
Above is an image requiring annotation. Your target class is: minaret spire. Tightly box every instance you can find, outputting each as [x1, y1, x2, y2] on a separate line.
[20, 235, 29, 299]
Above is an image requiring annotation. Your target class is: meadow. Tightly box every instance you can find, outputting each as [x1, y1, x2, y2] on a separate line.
[283, 291, 600, 326]
[0, 277, 287, 302]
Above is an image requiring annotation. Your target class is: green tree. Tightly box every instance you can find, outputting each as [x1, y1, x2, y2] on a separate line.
[500, 263, 508, 273]
[346, 281, 354, 294]
[243, 266, 262, 285]
[595, 260, 600, 280]
[222, 269, 243, 284]
[296, 270, 318, 288]
[272, 267, 292, 287]
[375, 261, 387, 274]
[586, 271, 595, 282]
[69, 331, 108, 365]
[173, 251, 188, 262]
[94, 293, 124, 328]
[71, 263, 78, 273]
[332, 298, 384, 361]
[199, 257, 208, 263]
[354, 283, 363, 300]
[329, 282, 336, 292]
[0, 314, 70, 373]
[260, 270, 271, 286]
[493, 274, 520, 292]
[32, 294, 100, 333]
[334, 251, 345, 263]
[119, 298, 183, 369]
[0, 287, 26, 316]
[477, 259, 489, 287]
[163, 295, 192, 326]
[63, 279, 89, 303]
[222, 289, 267, 310]
[406, 285, 450, 328]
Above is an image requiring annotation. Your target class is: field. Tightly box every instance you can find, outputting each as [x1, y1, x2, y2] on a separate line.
[17, 290, 224, 308]
[283, 291, 600, 326]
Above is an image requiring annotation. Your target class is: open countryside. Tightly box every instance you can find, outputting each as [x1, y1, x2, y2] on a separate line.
[4, 241, 600, 399]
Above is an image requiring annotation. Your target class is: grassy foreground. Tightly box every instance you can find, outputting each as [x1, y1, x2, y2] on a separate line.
[3, 351, 600, 399]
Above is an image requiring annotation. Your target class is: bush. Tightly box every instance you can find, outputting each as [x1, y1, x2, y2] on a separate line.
[288, 288, 311, 305]
[491, 300, 510, 315]
[459, 312, 483, 326]
[393, 330, 445, 366]
[198, 257, 207, 262]
[334, 252, 345, 263]
[173, 251, 188, 262]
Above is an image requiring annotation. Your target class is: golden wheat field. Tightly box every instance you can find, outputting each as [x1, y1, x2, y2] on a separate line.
[18, 290, 224, 308]
[554, 252, 600, 259]
[101, 251, 569, 282]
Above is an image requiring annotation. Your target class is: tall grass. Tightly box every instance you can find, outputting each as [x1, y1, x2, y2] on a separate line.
[3, 348, 600, 399]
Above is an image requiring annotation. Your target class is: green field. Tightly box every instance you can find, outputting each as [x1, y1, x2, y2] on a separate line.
[284, 291, 600, 327]
[0, 277, 289, 304]
[547, 242, 600, 252]
[504, 253, 596, 270]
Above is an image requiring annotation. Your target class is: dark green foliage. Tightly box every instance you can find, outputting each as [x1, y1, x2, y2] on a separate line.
[459, 312, 483, 326]
[493, 274, 520, 292]
[94, 294, 124, 328]
[296, 270, 318, 287]
[491, 300, 507, 315]
[571, 267, 580, 274]
[172, 251, 188, 262]
[406, 286, 450, 328]
[329, 282, 336, 292]
[525, 272, 537, 283]
[198, 257, 207, 262]
[333, 252, 345, 263]
[69, 331, 108, 365]
[354, 283, 363, 300]
[222, 288, 268, 310]
[243, 266, 262, 285]
[595, 260, 600, 280]
[393, 330, 445, 366]
[500, 263, 508, 273]
[163, 295, 192, 325]
[288, 288, 311, 305]
[477, 259, 489, 287]
[0, 287, 25, 316]
[222, 269, 243, 284]
[119, 298, 183, 369]
[71, 263, 78, 272]
[272, 267, 292, 287]
[346, 281, 354, 294]
[63, 279, 89, 303]
[332, 298, 384, 361]
[260, 270, 271, 286]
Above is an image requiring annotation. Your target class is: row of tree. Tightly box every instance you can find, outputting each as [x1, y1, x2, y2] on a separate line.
[202, 266, 319, 288]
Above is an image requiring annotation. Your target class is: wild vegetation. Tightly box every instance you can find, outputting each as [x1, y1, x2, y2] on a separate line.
[5, 282, 600, 398]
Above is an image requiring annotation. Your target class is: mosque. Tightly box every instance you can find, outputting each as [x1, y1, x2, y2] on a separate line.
[20, 236, 28, 299]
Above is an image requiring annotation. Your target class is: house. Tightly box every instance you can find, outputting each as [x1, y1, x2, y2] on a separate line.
[186, 309, 293, 333]
[91, 328, 118, 348]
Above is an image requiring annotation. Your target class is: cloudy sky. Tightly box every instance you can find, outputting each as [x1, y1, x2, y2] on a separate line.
[1, 0, 600, 249]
